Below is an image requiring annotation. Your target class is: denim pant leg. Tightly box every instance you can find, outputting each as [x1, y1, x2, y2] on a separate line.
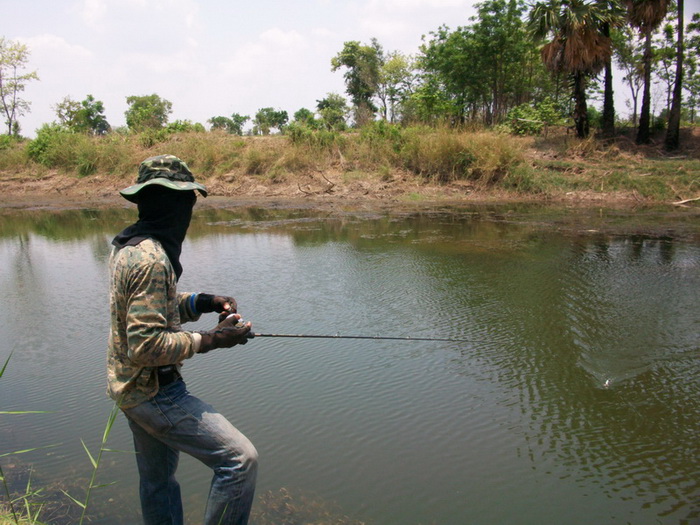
[127, 415, 184, 525]
[124, 379, 258, 525]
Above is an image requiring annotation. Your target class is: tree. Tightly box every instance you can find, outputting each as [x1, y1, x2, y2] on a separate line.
[529, 0, 614, 138]
[664, 0, 683, 151]
[625, 0, 669, 144]
[331, 39, 383, 126]
[377, 51, 415, 123]
[612, 24, 645, 125]
[316, 93, 349, 130]
[655, 21, 678, 115]
[55, 94, 110, 135]
[418, 25, 483, 124]
[292, 108, 318, 128]
[54, 96, 81, 127]
[0, 37, 39, 136]
[417, 1, 553, 127]
[685, 14, 700, 123]
[208, 113, 249, 135]
[598, 0, 627, 136]
[470, 0, 539, 124]
[252, 107, 288, 135]
[125, 94, 172, 131]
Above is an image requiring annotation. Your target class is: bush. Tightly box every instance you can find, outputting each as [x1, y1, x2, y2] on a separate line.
[401, 128, 524, 184]
[26, 124, 69, 165]
[26, 124, 138, 177]
[507, 104, 544, 135]
[401, 127, 475, 182]
[0, 134, 16, 150]
[287, 123, 344, 151]
[506, 98, 565, 135]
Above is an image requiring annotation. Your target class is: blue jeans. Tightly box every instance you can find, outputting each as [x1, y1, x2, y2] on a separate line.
[123, 379, 258, 525]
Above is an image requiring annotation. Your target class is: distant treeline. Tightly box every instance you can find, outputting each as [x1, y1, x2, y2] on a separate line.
[1, 0, 697, 151]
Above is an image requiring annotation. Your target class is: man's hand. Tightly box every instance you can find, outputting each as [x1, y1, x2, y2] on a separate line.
[195, 293, 238, 314]
[196, 314, 252, 354]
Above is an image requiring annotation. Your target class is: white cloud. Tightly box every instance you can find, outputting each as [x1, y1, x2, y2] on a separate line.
[80, 0, 108, 29]
[358, 0, 477, 52]
[20, 34, 93, 63]
[78, 0, 201, 40]
[220, 28, 309, 78]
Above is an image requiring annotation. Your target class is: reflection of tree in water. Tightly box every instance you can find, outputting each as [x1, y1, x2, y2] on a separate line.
[457, 232, 700, 522]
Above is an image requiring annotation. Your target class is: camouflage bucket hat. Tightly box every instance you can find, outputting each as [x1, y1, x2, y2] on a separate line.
[119, 154, 208, 203]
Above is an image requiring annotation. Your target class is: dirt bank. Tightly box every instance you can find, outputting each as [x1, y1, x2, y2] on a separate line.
[0, 167, 652, 212]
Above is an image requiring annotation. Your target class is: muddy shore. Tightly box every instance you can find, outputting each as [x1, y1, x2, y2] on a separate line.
[0, 167, 658, 212]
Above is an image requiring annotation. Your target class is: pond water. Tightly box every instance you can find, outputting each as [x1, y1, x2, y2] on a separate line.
[0, 203, 699, 524]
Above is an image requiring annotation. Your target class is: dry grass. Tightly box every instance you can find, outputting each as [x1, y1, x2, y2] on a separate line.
[1, 125, 698, 205]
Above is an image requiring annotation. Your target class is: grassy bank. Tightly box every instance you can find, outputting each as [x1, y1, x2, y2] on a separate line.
[0, 124, 698, 204]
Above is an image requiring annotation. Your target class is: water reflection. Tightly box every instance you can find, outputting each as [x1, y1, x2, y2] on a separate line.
[0, 204, 698, 524]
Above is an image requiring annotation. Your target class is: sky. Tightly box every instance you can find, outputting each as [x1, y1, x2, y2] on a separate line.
[3, 0, 481, 136]
[3, 0, 699, 138]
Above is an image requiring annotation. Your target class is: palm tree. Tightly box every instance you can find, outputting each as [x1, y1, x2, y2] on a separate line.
[664, 0, 684, 150]
[529, 0, 614, 138]
[625, 0, 669, 144]
[598, 0, 627, 136]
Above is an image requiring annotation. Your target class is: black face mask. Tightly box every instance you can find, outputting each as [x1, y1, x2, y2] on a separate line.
[112, 186, 196, 280]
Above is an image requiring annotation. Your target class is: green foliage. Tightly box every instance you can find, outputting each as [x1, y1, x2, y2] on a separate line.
[377, 51, 415, 123]
[26, 124, 70, 166]
[417, 0, 550, 126]
[360, 120, 404, 152]
[124, 94, 172, 131]
[331, 39, 383, 124]
[0, 133, 17, 150]
[506, 98, 564, 134]
[208, 113, 249, 135]
[54, 95, 110, 135]
[252, 107, 288, 135]
[316, 93, 349, 131]
[286, 122, 343, 150]
[292, 108, 318, 128]
[25, 124, 137, 176]
[165, 120, 205, 134]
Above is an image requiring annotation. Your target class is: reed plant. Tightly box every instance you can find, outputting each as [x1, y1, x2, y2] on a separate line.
[0, 354, 55, 525]
[0, 354, 123, 525]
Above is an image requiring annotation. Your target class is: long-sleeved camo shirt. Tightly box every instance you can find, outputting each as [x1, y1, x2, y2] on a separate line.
[107, 238, 201, 408]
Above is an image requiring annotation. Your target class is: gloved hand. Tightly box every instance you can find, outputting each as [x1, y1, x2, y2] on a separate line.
[196, 314, 251, 354]
[195, 293, 238, 314]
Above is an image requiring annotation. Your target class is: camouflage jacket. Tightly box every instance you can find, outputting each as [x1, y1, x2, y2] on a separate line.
[107, 238, 201, 408]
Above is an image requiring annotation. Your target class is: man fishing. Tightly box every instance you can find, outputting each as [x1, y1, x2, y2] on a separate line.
[106, 154, 257, 525]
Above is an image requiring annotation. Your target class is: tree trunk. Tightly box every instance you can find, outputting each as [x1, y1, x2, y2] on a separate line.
[573, 71, 589, 139]
[665, 0, 684, 151]
[636, 29, 653, 144]
[602, 22, 615, 136]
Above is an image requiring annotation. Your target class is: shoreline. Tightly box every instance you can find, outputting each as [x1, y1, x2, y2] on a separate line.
[0, 168, 666, 212]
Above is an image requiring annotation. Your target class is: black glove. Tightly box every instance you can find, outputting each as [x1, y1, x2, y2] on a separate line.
[195, 293, 238, 314]
[196, 314, 251, 354]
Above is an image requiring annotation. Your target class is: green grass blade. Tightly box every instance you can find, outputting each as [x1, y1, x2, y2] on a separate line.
[61, 489, 87, 509]
[0, 444, 59, 458]
[102, 403, 120, 443]
[93, 481, 118, 489]
[0, 352, 12, 379]
[80, 439, 97, 469]
[0, 410, 52, 414]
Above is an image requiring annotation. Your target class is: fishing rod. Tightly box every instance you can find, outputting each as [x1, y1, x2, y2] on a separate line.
[223, 314, 477, 343]
[247, 332, 475, 343]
